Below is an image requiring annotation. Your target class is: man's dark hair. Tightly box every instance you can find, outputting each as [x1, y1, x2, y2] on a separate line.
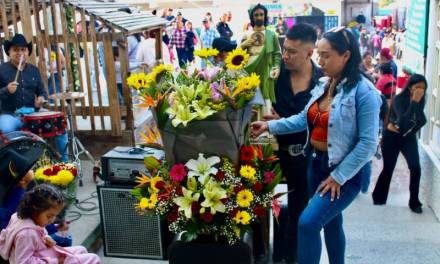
[286, 23, 317, 44]
[249, 4, 268, 27]
[379, 63, 393, 75]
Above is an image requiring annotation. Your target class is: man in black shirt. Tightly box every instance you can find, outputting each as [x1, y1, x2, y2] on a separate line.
[264, 23, 322, 264]
[217, 13, 233, 40]
[0, 34, 68, 162]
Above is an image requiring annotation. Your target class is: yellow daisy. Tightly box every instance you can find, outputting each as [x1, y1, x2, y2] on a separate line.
[136, 193, 157, 210]
[225, 48, 249, 70]
[233, 210, 251, 225]
[237, 189, 254, 208]
[239, 165, 256, 181]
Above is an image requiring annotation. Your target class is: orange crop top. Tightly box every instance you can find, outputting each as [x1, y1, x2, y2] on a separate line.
[307, 101, 329, 142]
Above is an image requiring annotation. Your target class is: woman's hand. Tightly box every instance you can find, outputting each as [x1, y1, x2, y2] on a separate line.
[316, 176, 341, 202]
[250, 121, 269, 138]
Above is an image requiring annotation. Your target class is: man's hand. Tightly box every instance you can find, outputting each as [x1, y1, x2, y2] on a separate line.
[250, 121, 269, 138]
[44, 236, 56, 248]
[34, 96, 45, 108]
[270, 67, 280, 79]
[7, 82, 18, 94]
[263, 108, 280, 121]
[316, 176, 341, 202]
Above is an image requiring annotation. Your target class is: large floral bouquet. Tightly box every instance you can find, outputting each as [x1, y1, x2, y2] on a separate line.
[35, 163, 77, 188]
[127, 48, 259, 128]
[131, 145, 282, 245]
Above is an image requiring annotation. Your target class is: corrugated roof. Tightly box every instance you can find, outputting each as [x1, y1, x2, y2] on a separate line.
[65, 0, 169, 33]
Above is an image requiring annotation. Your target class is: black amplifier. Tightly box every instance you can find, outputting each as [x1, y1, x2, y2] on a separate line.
[101, 146, 164, 184]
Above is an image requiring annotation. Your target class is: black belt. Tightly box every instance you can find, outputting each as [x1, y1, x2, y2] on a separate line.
[279, 143, 305, 157]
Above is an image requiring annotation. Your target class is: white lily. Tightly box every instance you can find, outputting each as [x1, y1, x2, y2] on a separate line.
[201, 180, 227, 214]
[185, 153, 220, 185]
[174, 187, 200, 219]
[192, 101, 216, 120]
[167, 104, 198, 127]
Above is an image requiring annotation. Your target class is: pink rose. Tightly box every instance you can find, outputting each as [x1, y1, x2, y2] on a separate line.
[264, 171, 275, 184]
[169, 164, 187, 182]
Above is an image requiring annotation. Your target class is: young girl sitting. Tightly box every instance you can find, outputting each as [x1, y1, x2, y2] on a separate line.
[0, 184, 101, 264]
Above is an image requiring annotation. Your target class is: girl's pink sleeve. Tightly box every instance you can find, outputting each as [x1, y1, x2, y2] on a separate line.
[12, 231, 58, 264]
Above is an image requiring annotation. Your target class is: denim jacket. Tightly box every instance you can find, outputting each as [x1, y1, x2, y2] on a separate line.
[268, 76, 382, 187]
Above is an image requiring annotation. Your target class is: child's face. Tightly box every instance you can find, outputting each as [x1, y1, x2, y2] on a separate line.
[33, 204, 64, 227]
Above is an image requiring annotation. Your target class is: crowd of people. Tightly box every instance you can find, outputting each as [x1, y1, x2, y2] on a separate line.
[0, 4, 428, 264]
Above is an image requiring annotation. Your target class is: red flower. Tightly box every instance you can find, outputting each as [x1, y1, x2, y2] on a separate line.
[234, 184, 246, 193]
[252, 182, 263, 193]
[167, 211, 178, 222]
[200, 212, 213, 223]
[264, 171, 275, 184]
[229, 208, 239, 217]
[240, 146, 255, 163]
[43, 168, 53, 176]
[252, 145, 264, 160]
[220, 198, 229, 204]
[70, 168, 78, 177]
[191, 202, 201, 215]
[215, 171, 225, 181]
[169, 164, 187, 182]
[253, 205, 266, 218]
[52, 165, 61, 173]
[175, 186, 183, 196]
[155, 181, 166, 190]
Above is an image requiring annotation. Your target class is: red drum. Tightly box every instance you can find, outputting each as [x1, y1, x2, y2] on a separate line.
[22, 111, 67, 138]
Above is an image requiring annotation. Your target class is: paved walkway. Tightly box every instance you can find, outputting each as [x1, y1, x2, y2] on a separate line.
[69, 153, 440, 264]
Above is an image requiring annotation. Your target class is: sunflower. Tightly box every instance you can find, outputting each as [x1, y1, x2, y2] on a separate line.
[150, 64, 173, 82]
[194, 48, 219, 58]
[225, 48, 249, 70]
[232, 73, 260, 97]
[150, 176, 165, 193]
[239, 165, 256, 181]
[136, 193, 157, 210]
[237, 189, 254, 208]
[127, 73, 154, 90]
[233, 210, 251, 225]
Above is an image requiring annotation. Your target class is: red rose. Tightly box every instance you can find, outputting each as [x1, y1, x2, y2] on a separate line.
[43, 168, 53, 176]
[70, 168, 78, 176]
[200, 212, 213, 223]
[252, 182, 263, 193]
[167, 211, 178, 222]
[253, 205, 266, 218]
[240, 146, 255, 163]
[52, 165, 61, 173]
[234, 185, 246, 193]
[191, 202, 201, 215]
[175, 186, 183, 196]
[215, 171, 225, 181]
[155, 181, 166, 190]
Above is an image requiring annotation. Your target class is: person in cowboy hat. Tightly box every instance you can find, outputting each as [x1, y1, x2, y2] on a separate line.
[211, 37, 237, 66]
[0, 33, 68, 162]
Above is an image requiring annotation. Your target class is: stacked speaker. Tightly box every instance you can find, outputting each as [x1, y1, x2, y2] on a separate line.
[97, 147, 171, 259]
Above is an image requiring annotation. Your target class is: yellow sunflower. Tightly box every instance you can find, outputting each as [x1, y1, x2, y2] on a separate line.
[232, 73, 261, 97]
[237, 189, 254, 208]
[194, 48, 219, 58]
[233, 210, 251, 225]
[150, 64, 173, 82]
[137, 193, 158, 210]
[127, 73, 154, 90]
[225, 48, 249, 70]
[150, 176, 164, 193]
[239, 165, 256, 181]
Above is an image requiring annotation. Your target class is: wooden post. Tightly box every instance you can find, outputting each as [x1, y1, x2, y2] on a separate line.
[155, 28, 163, 63]
[18, 0, 36, 65]
[1, 0, 10, 40]
[70, 8, 86, 117]
[32, 0, 50, 99]
[59, 2, 74, 93]
[103, 33, 121, 136]
[50, 0, 66, 110]
[11, 2, 18, 33]
[89, 16, 105, 130]
[118, 38, 133, 131]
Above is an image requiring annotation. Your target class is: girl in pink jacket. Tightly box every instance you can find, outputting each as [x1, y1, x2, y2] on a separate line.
[0, 184, 101, 264]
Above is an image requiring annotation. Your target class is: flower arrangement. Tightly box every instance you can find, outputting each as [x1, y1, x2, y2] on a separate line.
[131, 144, 282, 244]
[127, 48, 260, 128]
[35, 163, 77, 188]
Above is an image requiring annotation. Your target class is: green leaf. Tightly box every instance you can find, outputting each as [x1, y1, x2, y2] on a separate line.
[156, 99, 169, 129]
[130, 188, 144, 200]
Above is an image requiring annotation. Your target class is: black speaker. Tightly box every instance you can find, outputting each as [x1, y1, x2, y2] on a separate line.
[97, 184, 172, 259]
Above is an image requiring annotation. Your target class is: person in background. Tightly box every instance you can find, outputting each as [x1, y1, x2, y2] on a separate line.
[379, 47, 398, 79]
[211, 37, 237, 66]
[372, 74, 427, 214]
[0, 34, 68, 162]
[372, 30, 382, 57]
[184, 21, 198, 64]
[170, 21, 188, 67]
[136, 30, 171, 71]
[201, 18, 220, 49]
[360, 51, 375, 82]
[264, 23, 322, 264]
[375, 63, 396, 105]
[251, 27, 381, 264]
[217, 13, 233, 40]
[275, 17, 288, 36]
[205, 12, 213, 23]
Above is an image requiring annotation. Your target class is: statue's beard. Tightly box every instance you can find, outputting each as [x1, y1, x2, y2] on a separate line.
[254, 20, 264, 27]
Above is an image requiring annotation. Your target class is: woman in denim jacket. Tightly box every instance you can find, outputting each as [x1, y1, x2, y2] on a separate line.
[252, 27, 382, 264]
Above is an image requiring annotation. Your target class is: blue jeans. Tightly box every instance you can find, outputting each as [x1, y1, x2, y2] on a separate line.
[0, 114, 68, 162]
[298, 150, 362, 264]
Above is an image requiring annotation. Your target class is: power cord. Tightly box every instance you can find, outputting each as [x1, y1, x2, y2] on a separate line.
[65, 191, 99, 223]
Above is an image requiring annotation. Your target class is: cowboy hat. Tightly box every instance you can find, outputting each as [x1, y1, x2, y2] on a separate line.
[0, 147, 42, 205]
[3, 33, 33, 56]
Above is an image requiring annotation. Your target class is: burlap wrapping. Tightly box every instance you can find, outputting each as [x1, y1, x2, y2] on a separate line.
[158, 106, 252, 165]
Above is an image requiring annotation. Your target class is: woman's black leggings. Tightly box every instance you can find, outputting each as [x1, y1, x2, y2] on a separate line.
[372, 130, 422, 207]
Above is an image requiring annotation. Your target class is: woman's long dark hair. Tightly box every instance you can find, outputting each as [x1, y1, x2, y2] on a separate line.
[397, 73, 427, 107]
[322, 28, 362, 90]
